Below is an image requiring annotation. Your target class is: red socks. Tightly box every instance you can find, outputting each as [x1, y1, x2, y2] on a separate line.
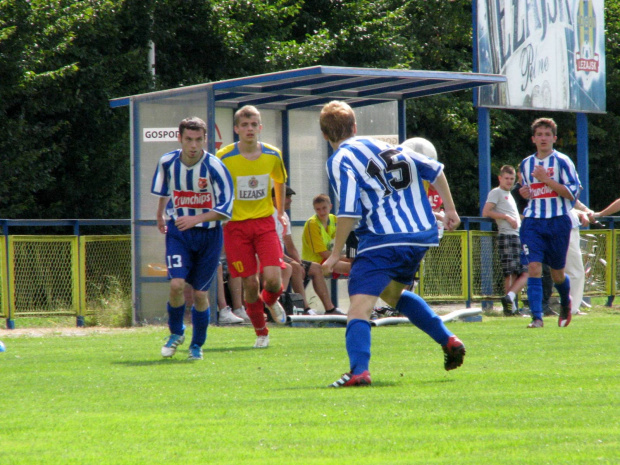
[260, 285, 283, 307]
[245, 300, 268, 336]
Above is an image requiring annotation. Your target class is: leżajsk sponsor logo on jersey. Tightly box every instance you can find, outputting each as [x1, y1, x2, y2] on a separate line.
[173, 190, 213, 209]
[236, 174, 269, 200]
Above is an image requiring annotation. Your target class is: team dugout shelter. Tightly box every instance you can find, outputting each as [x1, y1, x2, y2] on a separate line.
[110, 66, 505, 324]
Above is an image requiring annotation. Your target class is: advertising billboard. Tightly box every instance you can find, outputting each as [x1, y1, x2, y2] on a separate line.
[477, 0, 605, 112]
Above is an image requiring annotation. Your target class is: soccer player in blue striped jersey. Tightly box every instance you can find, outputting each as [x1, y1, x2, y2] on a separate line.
[518, 118, 581, 328]
[319, 101, 466, 388]
[151, 117, 234, 360]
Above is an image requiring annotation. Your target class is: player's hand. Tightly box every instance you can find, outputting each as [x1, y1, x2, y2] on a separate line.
[157, 217, 167, 234]
[443, 209, 460, 231]
[506, 215, 518, 229]
[278, 214, 287, 233]
[578, 211, 590, 227]
[175, 216, 198, 231]
[532, 165, 548, 182]
[519, 185, 531, 199]
[322, 254, 339, 276]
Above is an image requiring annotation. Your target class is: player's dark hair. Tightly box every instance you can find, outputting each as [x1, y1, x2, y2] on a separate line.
[531, 117, 557, 136]
[179, 117, 207, 136]
[312, 193, 331, 206]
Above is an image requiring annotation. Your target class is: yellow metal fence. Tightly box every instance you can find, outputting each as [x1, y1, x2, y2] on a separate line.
[1, 235, 131, 325]
[0, 230, 617, 325]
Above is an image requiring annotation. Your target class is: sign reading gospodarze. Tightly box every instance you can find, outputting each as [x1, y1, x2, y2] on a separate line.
[143, 125, 224, 149]
[477, 0, 605, 113]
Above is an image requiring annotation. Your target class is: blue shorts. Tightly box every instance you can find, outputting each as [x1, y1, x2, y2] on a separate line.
[520, 215, 572, 270]
[165, 220, 223, 291]
[348, 246, 428, 296]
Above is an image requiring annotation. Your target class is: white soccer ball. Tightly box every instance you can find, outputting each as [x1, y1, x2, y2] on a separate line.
[0, 340, 5, 352]
[401, 137, 438, 160]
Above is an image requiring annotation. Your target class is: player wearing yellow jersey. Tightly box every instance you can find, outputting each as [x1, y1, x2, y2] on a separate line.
[216, 105, 288, 348]
[302, 194, 351, 276]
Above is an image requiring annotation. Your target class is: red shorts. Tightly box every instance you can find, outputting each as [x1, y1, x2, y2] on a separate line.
[224, 217, 283, 278]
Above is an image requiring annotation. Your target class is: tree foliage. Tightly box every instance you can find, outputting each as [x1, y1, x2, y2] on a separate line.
[1, 0, 619, 219]
[0, 0, 152, 218]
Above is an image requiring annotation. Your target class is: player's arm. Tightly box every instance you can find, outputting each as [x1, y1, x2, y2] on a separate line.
[531, 165, 573, 200]
[593, 198, 620, 218]
[430, 172, 460, 231]
[322, 216, 357, 274]
[482, 201, 518, 229]
[175, 211, 228, 231]
[156, 197, 168, 234]
[272, 181, 286, 228]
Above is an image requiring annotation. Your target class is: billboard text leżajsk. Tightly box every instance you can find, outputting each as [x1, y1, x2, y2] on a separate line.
[477, 0, 605, 113]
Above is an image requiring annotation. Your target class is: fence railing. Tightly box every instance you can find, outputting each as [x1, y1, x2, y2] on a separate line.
[1, 218, 618, 328]
[1, 220, 130, 328]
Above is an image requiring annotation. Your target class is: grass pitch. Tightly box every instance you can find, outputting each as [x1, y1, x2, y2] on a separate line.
[1, 310, 619, 464]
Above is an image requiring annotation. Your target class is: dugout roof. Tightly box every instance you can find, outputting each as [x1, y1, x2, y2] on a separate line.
[110, 65, 505, 111]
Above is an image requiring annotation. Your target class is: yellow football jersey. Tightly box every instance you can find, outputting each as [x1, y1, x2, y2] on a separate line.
[216, 142, 287, 221]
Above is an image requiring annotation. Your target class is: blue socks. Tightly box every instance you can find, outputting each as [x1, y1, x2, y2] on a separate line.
[395, 291, 452, 345]
[167, 302, 186, 336]
[190, 306, 210, 347]
[554, 275, 571, 308]
[346, 319, 371, 375]
[527, 277, 543, 320]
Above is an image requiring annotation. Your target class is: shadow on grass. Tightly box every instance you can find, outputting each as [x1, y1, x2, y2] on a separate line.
[111, 346, 257, 366]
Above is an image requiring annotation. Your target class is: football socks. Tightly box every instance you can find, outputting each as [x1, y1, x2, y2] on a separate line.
[396, 291, 452, 345]
[345, 319, 371, 375]
[246, 300, 269, 336]
[167, 302, 186, 336]
[527, 277, 544, 320]
[190, 306, 210, 347]
[554, 275, 571, 308]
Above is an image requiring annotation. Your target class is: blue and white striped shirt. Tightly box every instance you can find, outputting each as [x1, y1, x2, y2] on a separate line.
[326, 136, 443, 253]
[519, 150, 581, 219]
[151, 149, 234, 228]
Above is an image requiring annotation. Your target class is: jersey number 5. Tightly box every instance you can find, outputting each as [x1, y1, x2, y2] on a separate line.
[366, 148, 412, 196]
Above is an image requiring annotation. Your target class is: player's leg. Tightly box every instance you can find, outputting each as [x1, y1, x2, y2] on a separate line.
[185, 227, 223, 359]
[188, 289, 209, 360]
[546, 215, 573, 327]
[288, 260, 314, 311]
[521, 218, 545, 326]
[330, 249, 393, 387]
[254, 217, 286, 324]
[564, 227, 585, 315]
[223, 221, 269, 339]
[161, 222, 189, 357]
[381, 246, 465, 370]
[307, 261, 342, 314]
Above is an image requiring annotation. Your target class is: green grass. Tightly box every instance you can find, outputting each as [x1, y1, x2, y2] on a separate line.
[1, 310, 619, 465]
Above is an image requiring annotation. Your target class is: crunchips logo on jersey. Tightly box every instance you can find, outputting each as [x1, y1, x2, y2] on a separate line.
[173, 190, 213, 209]
[198, 177, 208, 189]
[529, 182, 558, 199]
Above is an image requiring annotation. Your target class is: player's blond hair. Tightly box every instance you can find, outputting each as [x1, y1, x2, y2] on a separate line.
[499, 165, 515, 176]
[234, 105, 261, 126]
[320, 101, 356, 143]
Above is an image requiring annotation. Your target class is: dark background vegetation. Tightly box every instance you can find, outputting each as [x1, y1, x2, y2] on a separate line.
[2, 0, 618, 220]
